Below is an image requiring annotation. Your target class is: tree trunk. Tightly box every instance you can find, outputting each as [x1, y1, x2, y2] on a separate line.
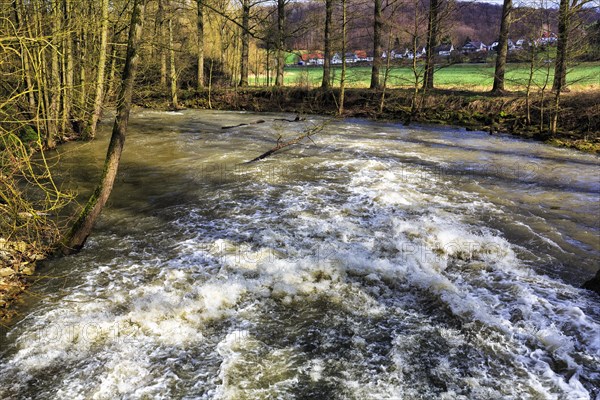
[491, 0, 512, 94]
[106, 45, 118, 102]
[339, 0, 347, 115]
[550, 89, 560, 135]
[550, 0, 573, 134]
[158, 0, 167, 88]
[379, 27, 395, 114]
[409, 1, 420, 119]
[275, 0, 285, 86]
[32, 1, 52, 136]
[254, 46, 259, 85]
[552, 0, 569, 93]
[196, 0, 204, 90]
[169, 18, 178, 108]
[239, 0, 250, 87]
[88, 0, 109, 139]
[423, 0, 440, 90]
[61, 0, 73, 134]
[525, 45, 536, 125]
[208, 58, 214, 108]
[370, 0, 382, 89]
[78, 29, 87, 123]
[266, 49, 270, 86]
[61, 0, 146, 255]
[47, 0, 62, 149]
[12, 0, 36, 112]
[321, 0, 332, 88]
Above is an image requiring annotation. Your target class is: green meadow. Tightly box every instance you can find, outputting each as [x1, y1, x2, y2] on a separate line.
[252, 62, 600, 91]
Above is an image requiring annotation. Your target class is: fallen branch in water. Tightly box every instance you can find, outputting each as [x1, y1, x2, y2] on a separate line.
[273, 115, 305, 123]
[221, 120, 266, 129]
[246, 120, 329, 163]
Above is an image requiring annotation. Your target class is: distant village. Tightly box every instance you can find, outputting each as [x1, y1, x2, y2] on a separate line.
[291, 32, 558, 66]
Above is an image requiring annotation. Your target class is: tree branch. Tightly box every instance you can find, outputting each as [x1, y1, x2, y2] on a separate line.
[246, 119, 330, 163]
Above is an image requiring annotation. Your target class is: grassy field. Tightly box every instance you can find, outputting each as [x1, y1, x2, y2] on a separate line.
[251, 62, 600, 91]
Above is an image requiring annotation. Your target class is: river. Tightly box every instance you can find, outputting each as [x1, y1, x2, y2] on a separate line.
[1, 109, 599, 399]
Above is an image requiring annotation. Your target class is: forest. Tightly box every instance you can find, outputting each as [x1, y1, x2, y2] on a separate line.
[1, 0, 599, 138]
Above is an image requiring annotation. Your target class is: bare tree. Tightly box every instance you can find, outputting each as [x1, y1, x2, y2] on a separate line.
[379, 0, 404, 113]
[168, 16, 179, 108]
[47, 0, 62, 149]
[63, 0, 147, 254]
[275, 0, 286, 86]
[339, 0, 347, 114]
[322, 0, 333, 88]
[370, 0, 383, 89]
[197, 0, 205, 90]
[157, 0, 168, 87]
[88, 0, 110, 139]
[11, 0, 36, 112]
[422, 0, 438, 89]
[491, 0, 513, 94]
[61, 0, 74, 134]
[239, 0, 250, 86]
[552, 0, 570, 94]
[550, 0, 594, 134]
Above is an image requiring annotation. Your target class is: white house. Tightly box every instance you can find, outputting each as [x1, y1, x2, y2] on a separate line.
[489, 40, 518, 52]
[507, 39, 516, 51]
[462, 41, 487, 53]
[436, 44, 454, 57]
[345, 52, 357, 63]
[331, 53, 358, 64]
[403, 48, 426, 59]
[299, 53, 325, 65]
[390, 50, 403, 59]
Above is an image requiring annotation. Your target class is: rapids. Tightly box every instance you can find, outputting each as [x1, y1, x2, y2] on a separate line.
[1, 110, 599, 399]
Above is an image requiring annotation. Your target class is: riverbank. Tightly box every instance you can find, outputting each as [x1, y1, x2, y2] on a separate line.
[137, 87, 600, 153]
[1, 109, 599, 397]
[0, 240, 43, 322]
[2, 89, 598, 321]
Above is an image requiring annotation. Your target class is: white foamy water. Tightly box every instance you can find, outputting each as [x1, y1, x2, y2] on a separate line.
[1, 110, 599, 399]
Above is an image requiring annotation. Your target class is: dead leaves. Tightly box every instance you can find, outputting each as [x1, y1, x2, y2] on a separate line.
[0, 237, 46, 321]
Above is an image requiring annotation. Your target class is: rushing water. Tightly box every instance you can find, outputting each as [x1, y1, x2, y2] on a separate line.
[1, 110, 599, 399]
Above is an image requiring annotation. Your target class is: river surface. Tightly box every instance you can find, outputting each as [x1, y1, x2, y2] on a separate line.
[1, 110, 599, 399]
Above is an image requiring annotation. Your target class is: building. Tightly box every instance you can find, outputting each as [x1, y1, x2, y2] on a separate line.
[462, 41, 487, 53]
[299, 53, 324, 65]
[435, 44, 454, 57]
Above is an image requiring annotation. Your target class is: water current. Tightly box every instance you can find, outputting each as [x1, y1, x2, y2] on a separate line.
[1, 110, 599, 399]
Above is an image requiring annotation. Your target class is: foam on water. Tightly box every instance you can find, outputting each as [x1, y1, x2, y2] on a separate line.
[0, 112, 599, 399]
